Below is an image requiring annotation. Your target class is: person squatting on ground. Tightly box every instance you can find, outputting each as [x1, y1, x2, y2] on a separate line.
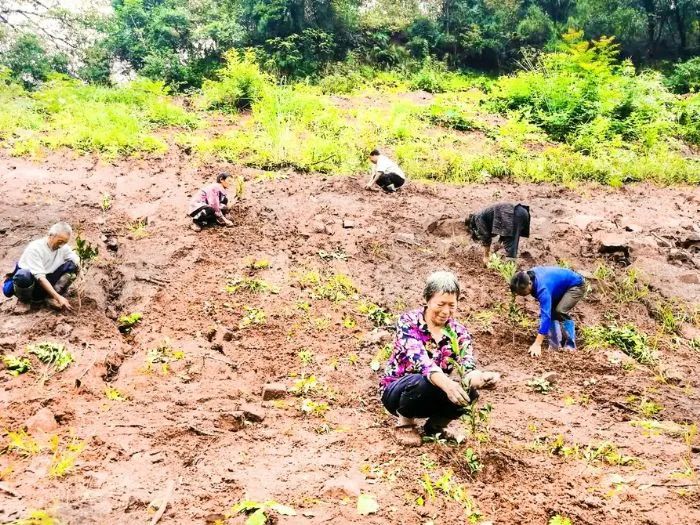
[467, 202, 530, 265]
[2, 222, 80, 313]
[365, 149, 406, 193]
[510, 266, 586, 357]
[188, 173, 234, 231]
[380, 271, 500, 446]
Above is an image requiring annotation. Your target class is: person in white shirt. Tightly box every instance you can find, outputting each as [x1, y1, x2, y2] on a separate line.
[365, 149, 406, 193]
[2, 222, 80, 312]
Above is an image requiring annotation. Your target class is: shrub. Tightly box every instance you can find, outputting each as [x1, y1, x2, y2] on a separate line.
[201, 50, 271, 111]
[666, 57, 700, 94]
[582, 324, 656, 365]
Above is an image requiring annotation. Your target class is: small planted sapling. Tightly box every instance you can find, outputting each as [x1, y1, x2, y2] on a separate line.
[74, 234, 99, 310]
[3, 355, 31, 376]
[118, 312, 142, 334]
[27, 342, 73, 381]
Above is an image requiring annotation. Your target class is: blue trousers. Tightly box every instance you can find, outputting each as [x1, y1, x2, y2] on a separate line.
[12, 261, 78, 303]
[381, 373, 474, 431]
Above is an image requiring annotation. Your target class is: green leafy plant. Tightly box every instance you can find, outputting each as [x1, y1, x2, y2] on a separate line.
[582, 324, 656, 365]
[104, 386, 127, 401]
[463, 403, 492, 439]
[549, 515, 573, 525]
[3, 355, 31, 376]
[357, 301, 393, 327]
[225, 277, 278, 294]
[144, 339, 185, 374]
[128, 219, 148, 239]
[318, 248, 348, 261]
[230, 499, 296, 525]
[9, 509, 61, 525]
[49, 437, 86, 478]
[27, 342, 73, 373]
[300, 398, 329, 417]
[100, 192, 112, 212]
[74, 235, 98, 265]
[464, 447, 483, 475]
[370, 344, 392, 372]
[527, 377, 553, 394]
[487, 253, 516, 282]
[118, 312, 142, 334]
[239, 307, 266, 329]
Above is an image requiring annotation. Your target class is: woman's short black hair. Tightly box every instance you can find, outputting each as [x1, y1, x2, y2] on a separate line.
[510, 271, 533, 295]
[369, 149, 380, 157]
[216, 173, 230, 183]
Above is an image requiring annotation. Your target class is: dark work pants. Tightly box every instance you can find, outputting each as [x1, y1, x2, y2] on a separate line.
[376, 173, 405, 191]
[190, 204, 229, 225]
[13, 261, 78, 303]
[381, 374, 473, 432]
[553, 284, 586, 321]
[500, 205, 531, 258]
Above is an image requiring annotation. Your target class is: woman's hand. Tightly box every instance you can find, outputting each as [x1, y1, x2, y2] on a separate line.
[529, 342, 542, 357]
[443, 379, 471, 406]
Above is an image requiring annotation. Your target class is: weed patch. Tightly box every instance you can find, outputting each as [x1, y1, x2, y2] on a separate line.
[583, 324, 656, 365]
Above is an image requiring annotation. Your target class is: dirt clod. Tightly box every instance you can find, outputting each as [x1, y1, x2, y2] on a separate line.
[26, 407, 59, 433]
[321, 476, 363, 499]
[240, 403, 266, 423]
[262, 383, 287, 400]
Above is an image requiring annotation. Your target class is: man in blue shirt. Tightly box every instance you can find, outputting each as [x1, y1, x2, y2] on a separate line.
[510, 267, 586, 357]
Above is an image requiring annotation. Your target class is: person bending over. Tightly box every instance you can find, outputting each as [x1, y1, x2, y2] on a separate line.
[2, 222, 80, 313]
[365, 149, 406, 193]
[188, 173, 234, 231]
[467, 202, 530, 265]
[510, 267, 586, 357]
[380, 271, 500, 446]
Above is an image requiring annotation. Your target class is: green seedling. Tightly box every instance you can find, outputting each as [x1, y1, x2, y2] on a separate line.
[234, 176, 245, 199]
[128, 219, 148, 239]
[144, 340, 185, 374]
[250, 259, 270, 270]
[357, 301, 393, 327]
[230, 499, 296, 525]
[49, 437, 85, 478]
[10, 509, 61, 525]
[299, 271, 356, 302]
[549, 516, 573, 525]
[487, 253, 516, 282]
[318, 248, 348, 261]
[27, 342, 73, 374]
[118, 312, 142, 334]
[527, 377, 553, 394]
[298, 349, 314, 366]
[370, 344, 392, 371]
[100, 192, 112, 212]
[464, 447, 483, 475]
[3, 355, 31, 376]
[239, 306, 266, 329]
[419, 470, 480, 520]
[342, 316, 356, 328]
[300, 398, 329, 417]
[347, 353, 359, 366]
[74, 235, 98, 265]
[463, 403, 492, 439]
[226, 277, 278, 294]
[5, 429, 41, 456]
[291, 375, 318, 395]
[104, 386, 127, 401]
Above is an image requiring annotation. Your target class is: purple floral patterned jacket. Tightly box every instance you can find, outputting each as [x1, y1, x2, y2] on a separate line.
[381, 308, 476, 390]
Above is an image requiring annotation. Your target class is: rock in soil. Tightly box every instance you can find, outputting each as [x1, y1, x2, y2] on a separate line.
[342, 219, 355, 228]
[679, 272, 700, 284]
[205, 326, 217, 342]
[261, 382, 287, 400]
[240, 403, 266, 423]
[321, 476, 363, 498]
[541, 371, 558, 385]
[216, 412, 245, 432]
[26, 407, 59, 433]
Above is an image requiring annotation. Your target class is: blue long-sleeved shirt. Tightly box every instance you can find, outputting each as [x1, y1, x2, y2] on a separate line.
[530, 267, 584, 335]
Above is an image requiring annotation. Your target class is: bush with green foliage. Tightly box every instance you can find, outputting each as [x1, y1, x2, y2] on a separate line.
[666, 57, 700, 94]
[201, 50, 271, 111]
[0, 33, 68, 89]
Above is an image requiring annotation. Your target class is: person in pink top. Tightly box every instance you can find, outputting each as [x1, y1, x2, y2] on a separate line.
[188, 173, 234, 232]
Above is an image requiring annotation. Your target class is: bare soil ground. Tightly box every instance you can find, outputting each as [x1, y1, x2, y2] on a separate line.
[1, 150, 699, 525]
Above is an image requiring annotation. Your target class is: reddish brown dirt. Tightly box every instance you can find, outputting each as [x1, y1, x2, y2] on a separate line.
[1, 150, 699, 525]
